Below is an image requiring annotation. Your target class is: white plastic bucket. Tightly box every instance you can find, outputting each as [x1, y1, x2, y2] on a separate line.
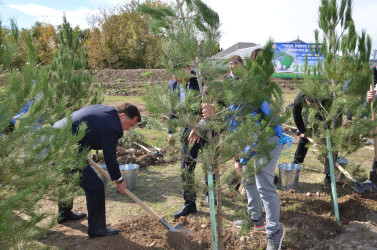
[119, 164, 139, 191]
[278, 163, 302, 190]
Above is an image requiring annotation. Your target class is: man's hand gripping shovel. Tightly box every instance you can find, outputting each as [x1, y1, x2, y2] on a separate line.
[87, 156, 192, 235]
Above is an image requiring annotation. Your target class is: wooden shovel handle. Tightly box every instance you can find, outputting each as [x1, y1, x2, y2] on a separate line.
[335, 163, 357, 182]
[87, 157, 162, 221]
[133, 142, 152, 153]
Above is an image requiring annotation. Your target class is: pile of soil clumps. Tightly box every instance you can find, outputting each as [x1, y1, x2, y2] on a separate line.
[115, 147, 167, 168]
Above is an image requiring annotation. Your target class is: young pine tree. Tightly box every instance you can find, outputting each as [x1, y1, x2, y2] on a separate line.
[51, 15, 103, 113]
[0, 19, 96, 248]
[140, 1, 285, 248]
[299, 0, 374, 163]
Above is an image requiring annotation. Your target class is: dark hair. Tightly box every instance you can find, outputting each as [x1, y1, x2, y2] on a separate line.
[230, 55, 244, 66]
[250, 48, 263, 62]
[116, 103, 141, 122]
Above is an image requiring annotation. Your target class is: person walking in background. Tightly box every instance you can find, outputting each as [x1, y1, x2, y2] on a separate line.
[53, 103, 140, 238]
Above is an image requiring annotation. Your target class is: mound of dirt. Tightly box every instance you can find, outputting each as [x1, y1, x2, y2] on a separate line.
[112, 147, 172, 168]
[93, 69, 172, 87]
[98, 146, 172, 168]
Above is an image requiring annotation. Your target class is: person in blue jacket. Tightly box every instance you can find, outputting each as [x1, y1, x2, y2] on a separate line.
[202, 48, 290, 250]
[53, 103, 140, 238]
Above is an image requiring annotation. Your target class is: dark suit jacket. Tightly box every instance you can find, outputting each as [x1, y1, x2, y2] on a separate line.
[167, 77, 200, 134]
[53, 105, 123, 180]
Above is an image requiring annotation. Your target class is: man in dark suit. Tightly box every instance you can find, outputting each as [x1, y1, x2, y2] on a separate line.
[167, 66, 212, 219]
[53, 103, 140, 238]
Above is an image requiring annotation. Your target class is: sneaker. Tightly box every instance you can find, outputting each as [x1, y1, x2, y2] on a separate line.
[267, 226, 285, 250]
[234, 216, 266, 231]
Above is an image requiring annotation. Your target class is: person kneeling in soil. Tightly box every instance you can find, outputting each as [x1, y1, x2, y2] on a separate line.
[53, 103, 140, 238]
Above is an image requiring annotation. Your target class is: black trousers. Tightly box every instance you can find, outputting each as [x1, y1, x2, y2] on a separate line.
[180, 127, 214, 204]
[293, 136, 336, 175]
[58, 164, 106, 232]
[293, 137, 310, 164]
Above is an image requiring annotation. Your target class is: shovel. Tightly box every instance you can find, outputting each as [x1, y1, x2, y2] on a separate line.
[335, 162, 377, 193]
[87, 157, 192, 235]
[133, 142, 164, 157]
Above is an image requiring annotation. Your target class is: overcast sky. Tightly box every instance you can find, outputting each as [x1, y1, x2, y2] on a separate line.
[1, 0, 376, 54]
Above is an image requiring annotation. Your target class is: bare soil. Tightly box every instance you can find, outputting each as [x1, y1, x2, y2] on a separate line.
[40, 190, 377, 249]
[114, 147, 171, 168]
[94, 69, 172, 96]
[39, 70, 377, 249]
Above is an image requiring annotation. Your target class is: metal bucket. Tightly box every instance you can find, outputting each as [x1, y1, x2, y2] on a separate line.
[120, 164, 139, 191]
[278, 163, 302, 190]
[91, 164, 109, 187]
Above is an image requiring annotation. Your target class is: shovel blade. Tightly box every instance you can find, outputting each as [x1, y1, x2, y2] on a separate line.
[173, 222, 193, 235]
[159, 219, 193, 235]
[361, 180, 377, 192]
[352, 183, 365, 194]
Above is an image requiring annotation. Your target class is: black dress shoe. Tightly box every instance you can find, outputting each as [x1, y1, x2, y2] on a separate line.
[173, 203, 197, 219]
[57, 211, 87, 224]
[88, 227, 120, 238]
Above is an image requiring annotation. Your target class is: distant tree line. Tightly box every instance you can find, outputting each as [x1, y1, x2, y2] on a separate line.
[0, 0, 220, 70]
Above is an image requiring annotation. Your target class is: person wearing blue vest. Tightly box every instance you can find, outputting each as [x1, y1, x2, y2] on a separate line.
[202, 49, 290, 250]
[53, 103, 140, 238]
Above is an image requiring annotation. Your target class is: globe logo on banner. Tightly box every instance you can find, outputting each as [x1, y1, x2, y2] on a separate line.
[272, 43, 324, 76]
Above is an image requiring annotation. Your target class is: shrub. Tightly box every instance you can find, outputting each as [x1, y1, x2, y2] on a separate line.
[141, 71, 153, 78]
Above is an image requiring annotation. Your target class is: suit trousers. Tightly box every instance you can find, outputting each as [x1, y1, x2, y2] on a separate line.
[180, 127, 211, 204]
[58, 165, 106, 232]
